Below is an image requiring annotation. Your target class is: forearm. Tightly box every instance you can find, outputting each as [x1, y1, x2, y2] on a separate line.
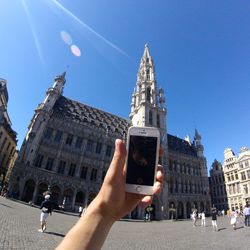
[56, 203, 114, 250]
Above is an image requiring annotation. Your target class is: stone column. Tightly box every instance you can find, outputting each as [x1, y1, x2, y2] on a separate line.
[183, 201, 187, 219]
[71, 189, 77, 212]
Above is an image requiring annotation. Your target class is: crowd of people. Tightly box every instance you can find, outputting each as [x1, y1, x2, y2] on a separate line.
[191, 204, 250, 231]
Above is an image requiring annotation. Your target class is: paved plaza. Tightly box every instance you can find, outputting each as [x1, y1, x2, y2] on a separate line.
[0, 197, 250, 250]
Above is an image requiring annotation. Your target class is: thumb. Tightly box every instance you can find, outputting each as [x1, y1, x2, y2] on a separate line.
[108, 139, 126, 177]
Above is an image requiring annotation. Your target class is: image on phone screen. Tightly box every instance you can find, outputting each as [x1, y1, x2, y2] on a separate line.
[126, 135, 157, 186]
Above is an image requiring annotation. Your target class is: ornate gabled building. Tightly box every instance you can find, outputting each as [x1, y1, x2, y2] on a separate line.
[209, 159, 228, 210]
[223, 147, 250, 210]
[9, 45, 211, 219]
[0, 78, 17, 187]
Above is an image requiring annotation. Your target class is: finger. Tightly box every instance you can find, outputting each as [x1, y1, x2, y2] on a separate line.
[139, 195, 153, 208]
[107, 139, 126, 177]
[153, 181, 162, 195]
[156, 165, 164, 183]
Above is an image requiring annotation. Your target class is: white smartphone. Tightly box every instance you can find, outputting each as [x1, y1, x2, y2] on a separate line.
[125, 126, 160, 195]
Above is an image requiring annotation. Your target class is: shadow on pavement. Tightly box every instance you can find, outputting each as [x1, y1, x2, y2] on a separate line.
[0, 203, 13, 208]
[218, 227, 226, 231]
[44, 231, 65, 237]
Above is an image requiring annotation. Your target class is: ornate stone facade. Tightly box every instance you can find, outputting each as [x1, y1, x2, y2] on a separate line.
[9, 45, 211, 218]
[0, 78, 17, 186]
[209, 159, 228, 210]
[223, 147, 250, 210]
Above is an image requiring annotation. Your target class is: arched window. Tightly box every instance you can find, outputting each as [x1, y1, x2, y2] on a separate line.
[149, 110, 153, 125]
[157, 114, 160, 128]
[147, 87, 151, 101]
[146, 69, 150, 80]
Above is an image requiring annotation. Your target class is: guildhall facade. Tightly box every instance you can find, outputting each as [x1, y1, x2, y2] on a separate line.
[9, 45, 211, 219]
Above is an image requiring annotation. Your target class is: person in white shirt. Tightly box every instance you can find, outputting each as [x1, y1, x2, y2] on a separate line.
[201, 211, 206, 227]
[243, 203, 250, 227]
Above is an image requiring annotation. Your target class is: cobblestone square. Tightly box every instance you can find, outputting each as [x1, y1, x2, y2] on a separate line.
[1, 197, 250, 250]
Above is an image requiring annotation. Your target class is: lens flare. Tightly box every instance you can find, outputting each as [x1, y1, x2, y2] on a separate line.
[71, 44, 81, 57]
[60, 30, 72, 45]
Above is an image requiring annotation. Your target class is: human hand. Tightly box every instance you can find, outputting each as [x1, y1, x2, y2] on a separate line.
[89, 139, 164, 222]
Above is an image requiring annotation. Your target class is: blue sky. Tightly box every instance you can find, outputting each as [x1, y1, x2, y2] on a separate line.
[0, 0, 250, 172]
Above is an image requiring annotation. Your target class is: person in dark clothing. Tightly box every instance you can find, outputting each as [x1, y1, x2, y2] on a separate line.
[211, 207, 218, 231]
[38, 194, 53, 232]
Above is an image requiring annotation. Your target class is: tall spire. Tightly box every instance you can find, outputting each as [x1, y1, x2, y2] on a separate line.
[130, 44, 166, 131]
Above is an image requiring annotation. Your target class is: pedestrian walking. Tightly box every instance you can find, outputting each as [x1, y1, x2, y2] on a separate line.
[221, 209, 225, 217]
[38, 194, 53, 232]
[201, 211, 206, 227]
[79, 206, 83, 217]
[230, 208, 238, 230]
[191, 210, 197, 227]
[211, 207, 218, 231]
[243, 203, 250, 228]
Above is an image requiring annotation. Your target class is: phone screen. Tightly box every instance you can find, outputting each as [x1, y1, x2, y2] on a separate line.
[126, 135, 157, 186]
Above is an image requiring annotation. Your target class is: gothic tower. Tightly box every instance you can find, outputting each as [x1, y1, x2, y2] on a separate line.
[130, 44, 167, 135]
[130, 44, 168, 219]
[19, 72, 66, 165]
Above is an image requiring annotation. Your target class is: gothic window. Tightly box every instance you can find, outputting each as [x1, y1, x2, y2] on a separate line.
[90, 168, 97, 181]
[54, 130, 63, 143]
[86, 140, 93, 152]
[175, 180, 178, 193]
[245, 161, 249, 167]
[235, 172, 238, 180]
[149, 110, 153, 125]
[146, 69, 150, 80]
[65, 134, 73, 146]
[157, 114, 160, 128]
[68, 163, 76, 177]
[75, 137, 83, 148]
[241, 172, 246, 181]
[80, 166, 88, 179]
[244, 184, 249, 194]
[174, 163, 177, 172]
[146, 87, 151, 102]
[169, 180, 173, 194]
[45, 157, 54, 171]
[0, 137, 7, 152]
[96, 142, 102, 154]
[106, 145, 112, 157]
[44, 127, 53, 140]
[34, 154, 44, 168]
[57, 161, 66, 174]
[6, 142, 10, 151]
[247, 170, 250, 179]
[169, 160, 172, 171]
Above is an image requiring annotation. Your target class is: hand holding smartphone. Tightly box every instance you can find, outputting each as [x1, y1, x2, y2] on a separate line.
[125, 126, 160, 195]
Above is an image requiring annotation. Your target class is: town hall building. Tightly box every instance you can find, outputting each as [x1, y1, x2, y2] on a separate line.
[9, 45, 211, 219]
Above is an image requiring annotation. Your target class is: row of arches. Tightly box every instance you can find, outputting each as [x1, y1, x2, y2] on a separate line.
[168, 200, 210, 219]
[13, 179, 97, 211]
